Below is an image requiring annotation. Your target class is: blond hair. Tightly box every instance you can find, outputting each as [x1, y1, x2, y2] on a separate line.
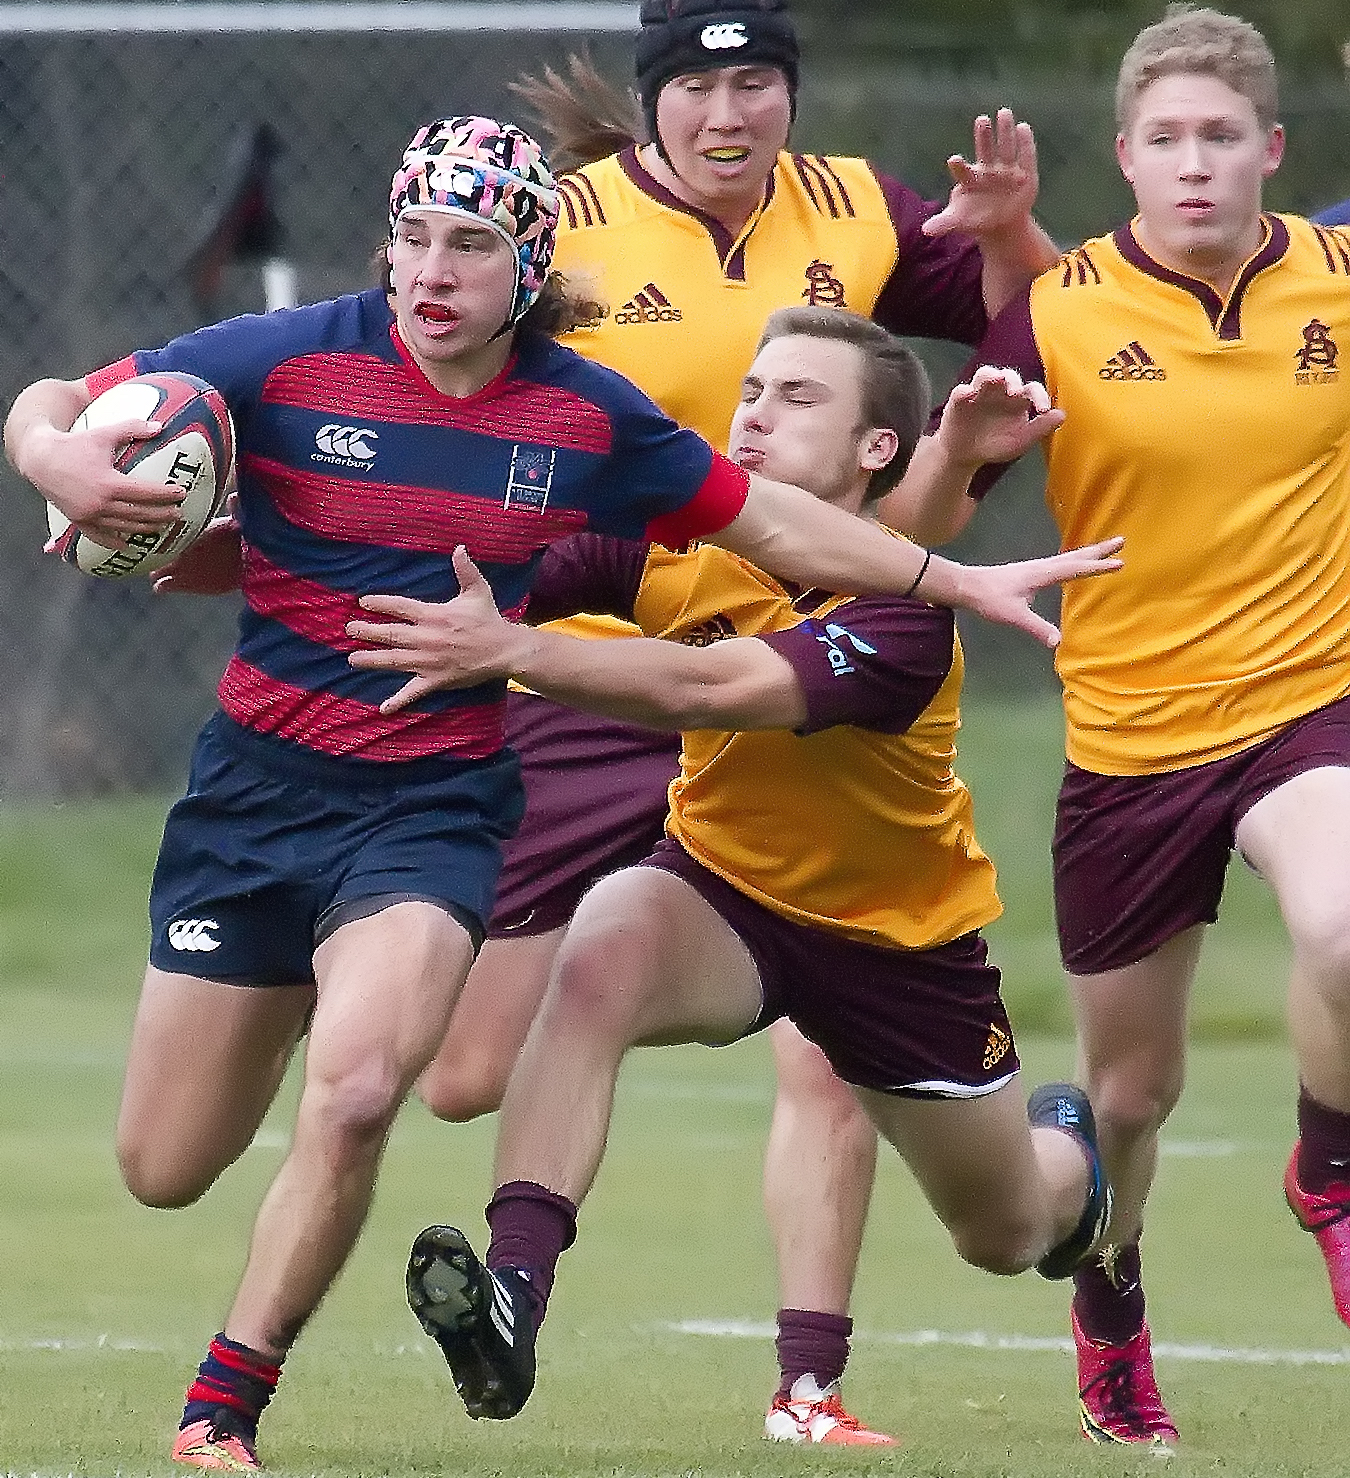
[1116, 4, 1278, 130]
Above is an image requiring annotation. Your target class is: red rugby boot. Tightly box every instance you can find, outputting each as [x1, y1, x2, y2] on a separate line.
[764, 1374, 897, 1446]
[1073, 1309, 1178, 1449]
[1284, 1141, 1350, 1327]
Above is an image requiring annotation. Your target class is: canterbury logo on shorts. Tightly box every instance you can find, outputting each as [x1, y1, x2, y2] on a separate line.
[168, 918, 222, 952]
[701, 21, 748, 49]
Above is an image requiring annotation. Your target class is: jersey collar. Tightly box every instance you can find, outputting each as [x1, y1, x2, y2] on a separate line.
[1114, 213, 1290, 341]
[619, 144, 778, 281]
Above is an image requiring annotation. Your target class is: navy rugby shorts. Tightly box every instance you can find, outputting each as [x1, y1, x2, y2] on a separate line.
[149, 713, 523, 984]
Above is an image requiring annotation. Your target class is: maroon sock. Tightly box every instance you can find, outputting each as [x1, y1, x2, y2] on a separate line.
[775, 1308, 852, 1395]
[484, 1179, 577, 1331]
[1296, 1086, 1350, 1194]
[1072, 1237, 1145, 1347]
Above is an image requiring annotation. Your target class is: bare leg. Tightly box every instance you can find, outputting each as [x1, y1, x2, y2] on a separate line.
[856, 1078, 1092, 1274]
[418, 928, 565, 1122]
[117, 966, 313, 1207]
[765, 1019, 877, 1316]
[1068, 927, 1203, 1243]
[224, 902, 475, 1357]
[1238, 767, 1350, 1112]
[493, 868, 763, 1201]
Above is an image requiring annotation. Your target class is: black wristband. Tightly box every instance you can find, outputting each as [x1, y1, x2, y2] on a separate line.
[902, 548, 932, 599]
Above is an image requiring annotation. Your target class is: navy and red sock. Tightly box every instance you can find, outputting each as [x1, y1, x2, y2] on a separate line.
[775, 1307, 851, 1395]
[484, 1179, 578, 1333]
[180, 1332, 282, 1440]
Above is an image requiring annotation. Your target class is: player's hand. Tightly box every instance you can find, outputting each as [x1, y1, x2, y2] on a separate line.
[347, 546, 528, 712]
[937, 365, 1064, 467]
[955, 537, 1124, 649]
[152, 496, 243, 595]
[31, 416, 187, 548]
[922, 108, 1039, 240]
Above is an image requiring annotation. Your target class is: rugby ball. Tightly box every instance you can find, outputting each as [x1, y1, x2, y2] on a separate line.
[47, 371, 235, 579]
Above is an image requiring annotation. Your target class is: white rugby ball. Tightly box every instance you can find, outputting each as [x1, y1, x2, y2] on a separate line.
[47, 371, 235, 579]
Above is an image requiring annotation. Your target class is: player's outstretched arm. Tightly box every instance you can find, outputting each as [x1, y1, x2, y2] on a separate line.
[878, 364, 1064, 546]
[5, 376, 186, 543]
[710, 464, 1115, 649]
[347, 546, 809, 725]
[921, 108, 1059, 316]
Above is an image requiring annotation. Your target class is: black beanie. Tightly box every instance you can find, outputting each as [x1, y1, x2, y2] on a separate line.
[635, 0, 800, 149]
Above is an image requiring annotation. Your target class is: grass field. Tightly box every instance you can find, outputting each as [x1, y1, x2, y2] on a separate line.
[2, 694, 1344, 1478]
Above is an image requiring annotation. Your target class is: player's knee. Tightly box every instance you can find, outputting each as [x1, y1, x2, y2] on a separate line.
[303, 1059, 408, 1149]
[1091, 1071, 1181, 1145]
[116, 1134, 214, 1209]
[418, 1054, 508, 1122]
[1291, 905, 1350, 990]
[949, 1213, 1038, 1277]
[548, 929, 656, 1037]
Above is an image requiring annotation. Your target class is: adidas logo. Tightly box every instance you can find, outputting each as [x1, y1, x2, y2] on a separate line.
[1098, 341, 1167, 381]
[614, 282, 683, 325]
[982, 1023, 1011, 1070]
[487, 1270, 516, 1348]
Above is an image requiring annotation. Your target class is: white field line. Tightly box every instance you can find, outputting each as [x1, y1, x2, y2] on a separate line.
[664, 1319, 1350, 1367]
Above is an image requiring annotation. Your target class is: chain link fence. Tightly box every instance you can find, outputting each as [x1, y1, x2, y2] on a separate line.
[3, 4, 1349, 794]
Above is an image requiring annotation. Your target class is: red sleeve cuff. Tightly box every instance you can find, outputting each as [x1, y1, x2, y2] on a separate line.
[643, 451, 750, 549]
[84, 355, 140, 399]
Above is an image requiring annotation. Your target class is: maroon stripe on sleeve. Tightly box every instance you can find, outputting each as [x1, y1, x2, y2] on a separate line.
[248, 454, 589, 562]
[526, 533, 650, 625]
[869, 167, 987, 346]
[217, 656, 506, 760]
[643, 452, 750, 548]
[926, 289, 1045, 501]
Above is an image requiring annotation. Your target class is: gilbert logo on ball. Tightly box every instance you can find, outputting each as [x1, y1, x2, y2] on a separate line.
[47, 371, 235, 579]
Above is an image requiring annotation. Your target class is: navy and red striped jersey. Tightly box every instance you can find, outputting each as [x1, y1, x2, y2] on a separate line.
[87, 288, 748, 765]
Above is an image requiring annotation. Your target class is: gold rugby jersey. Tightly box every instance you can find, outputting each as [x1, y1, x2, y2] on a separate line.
[969, 214, 1350, 775]
[531, 533, 1001, 950]
[553, 145, 987, 453]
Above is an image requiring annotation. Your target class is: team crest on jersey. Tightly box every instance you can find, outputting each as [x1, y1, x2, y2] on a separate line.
[802, 260, 846, 308]
[1295, 318, 1339, 384]
[615, 282, 683, 325]
[680, 613, 737, 647]
[1098, 341, 1166, 381]
[504, 445, 556, 511]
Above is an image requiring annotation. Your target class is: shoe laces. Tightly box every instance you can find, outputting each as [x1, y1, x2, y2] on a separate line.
[1085, 1353, 1167, 1437]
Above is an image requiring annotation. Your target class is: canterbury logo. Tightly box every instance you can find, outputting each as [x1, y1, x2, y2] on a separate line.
[701, 21, 748, 49]
[313, 423, 379, 462]
[1098, 341, 1166, 381]
[168, 918, 221, 952]
[487, 1272, 516, 1348]
[615, 282, 683, 325]
[982, 1023, 1011, 1071]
